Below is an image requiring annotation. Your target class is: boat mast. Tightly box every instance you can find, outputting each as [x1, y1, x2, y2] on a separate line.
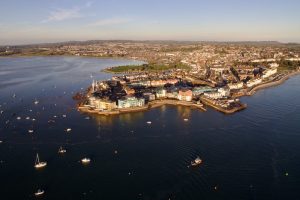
[36, 154, 40, 164]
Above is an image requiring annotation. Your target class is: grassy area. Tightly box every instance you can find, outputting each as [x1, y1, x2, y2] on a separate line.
[104, 63, 191, 73]
[278, 60, 300, 71]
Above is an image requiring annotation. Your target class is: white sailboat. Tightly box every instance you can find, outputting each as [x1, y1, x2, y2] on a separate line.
[34, 153, 47, 169]
[58, 146, 67, 154]
[34, 189, 44, 196]
[191, 156, 202, 166]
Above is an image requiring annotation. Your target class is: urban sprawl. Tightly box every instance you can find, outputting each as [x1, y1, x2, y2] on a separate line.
[2, 41, 300, 115]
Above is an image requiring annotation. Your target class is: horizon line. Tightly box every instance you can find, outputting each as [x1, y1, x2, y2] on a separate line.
[1, 39, 300, 47]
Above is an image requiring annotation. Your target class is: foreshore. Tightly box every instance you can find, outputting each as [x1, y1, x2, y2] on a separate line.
[78, 99, 206, 116]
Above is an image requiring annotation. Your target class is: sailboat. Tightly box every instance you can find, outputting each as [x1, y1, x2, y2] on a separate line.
[58, 146, 67, 154]
[34, 189, 44, 196]
[34, 153, 47, 169]
[191, 156, 202, 166]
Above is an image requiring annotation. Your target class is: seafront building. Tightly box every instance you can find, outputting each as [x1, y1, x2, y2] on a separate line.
[156, 88, 167, 98]
[246, 78, 262, 87]
[88, 97, 117, 111]
[178, 90, 193, 102]
[228, 82, 244, 90]
[192, 86, 216, 96]
[262, 68, 278, 79]
[204, 87, 230, 99]
[118, 96, 145, 109]
[143, 93, 156, 101]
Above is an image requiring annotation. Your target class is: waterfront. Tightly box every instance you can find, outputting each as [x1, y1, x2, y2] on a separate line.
[1, 57, 300, 200]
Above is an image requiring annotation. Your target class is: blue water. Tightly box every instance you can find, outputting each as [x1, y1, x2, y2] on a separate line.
[0, 56, 300, 200]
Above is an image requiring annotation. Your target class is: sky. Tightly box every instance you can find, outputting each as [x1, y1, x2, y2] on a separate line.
[0, 0, 300, 45]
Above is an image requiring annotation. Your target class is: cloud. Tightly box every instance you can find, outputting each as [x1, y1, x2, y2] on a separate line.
[43, 7, 82, 23]
[88, 18, 132, 26]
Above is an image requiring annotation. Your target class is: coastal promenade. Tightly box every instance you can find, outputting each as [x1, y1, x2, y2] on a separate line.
[247, 70, 300, 96]
[78, 99, 206, 116]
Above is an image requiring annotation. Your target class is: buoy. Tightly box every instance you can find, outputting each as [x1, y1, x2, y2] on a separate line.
[285, 172, 289, 176]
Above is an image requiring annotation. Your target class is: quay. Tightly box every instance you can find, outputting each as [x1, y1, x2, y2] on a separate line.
[200, 97, 247, 114]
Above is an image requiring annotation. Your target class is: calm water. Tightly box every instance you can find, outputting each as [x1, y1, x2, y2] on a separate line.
[0, 56, 300, 200]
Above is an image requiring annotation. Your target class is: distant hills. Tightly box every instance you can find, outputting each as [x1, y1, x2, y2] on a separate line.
[1, 40, 299, 48]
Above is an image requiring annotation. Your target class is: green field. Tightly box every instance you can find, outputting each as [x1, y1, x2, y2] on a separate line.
[104, 63, 191, 73]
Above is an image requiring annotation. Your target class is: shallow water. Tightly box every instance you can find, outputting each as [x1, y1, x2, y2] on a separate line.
[0, 56, 300, 200]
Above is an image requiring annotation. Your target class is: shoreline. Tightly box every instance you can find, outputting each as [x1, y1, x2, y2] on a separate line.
[78, 99, 206, 116]
[247, 70, 300, 96]
[77, 69, 300, 116]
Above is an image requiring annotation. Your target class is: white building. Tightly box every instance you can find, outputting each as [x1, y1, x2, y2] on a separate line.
[204, 88, 230, 99]
[262, 68, 278, 79]
[269, 63, 279, 68]
[228, 82, 244, 90]
[246, 78, 262, 88]
[156, 88, 167, 98]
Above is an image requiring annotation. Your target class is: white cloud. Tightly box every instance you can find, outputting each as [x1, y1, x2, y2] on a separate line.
[43, 7, 82, 23]
[88, 18, 132, 26]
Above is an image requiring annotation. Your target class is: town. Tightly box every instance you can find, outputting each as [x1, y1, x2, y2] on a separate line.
[67, 41, 300, 115]
[2, 41, 300, 114]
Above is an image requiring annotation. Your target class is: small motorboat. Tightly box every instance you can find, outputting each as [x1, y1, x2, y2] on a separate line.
[28, 130, 34, 133]
[34, 189, 44, 196]
[58, 146, 67, 154]
[16, 116, 21, 120]
[184, 118, 189, 122]
[34, 100, 39, 105]
[34, 153, 47, 169]
[146, 121, 152, 124]
[191, 156, 202, 166]
[81, 157, 91, 164]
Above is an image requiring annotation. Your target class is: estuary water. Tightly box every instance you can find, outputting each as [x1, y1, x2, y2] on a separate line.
[0, 56, 300, 200]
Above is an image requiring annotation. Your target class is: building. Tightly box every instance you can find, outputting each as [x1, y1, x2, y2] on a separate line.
[156, 88, 167, 98]
[166, 91, 179, 99]
[89, 97, 117, 111]
[192, 86, 216, 96]
[203, 87, 230, 99]
[178, 90, 193, 102]
[118, 96, 145, 108]
[269, 63, 279, 68]
[246, 78, 262, 87]
[150, 79, 178, 87]
[228, 82, 244, 90]
[262, 68, 277, 79]
[143, 93, 156, 101]
[124, 86, 135, 95]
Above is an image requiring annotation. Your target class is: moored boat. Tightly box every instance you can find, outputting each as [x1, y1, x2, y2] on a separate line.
[81, 157, 91, 164]
[34, 189, 44, 196]
[191, 156, 202, 166]
[34, 153, 47, 169]
[58, 146, 67, 154]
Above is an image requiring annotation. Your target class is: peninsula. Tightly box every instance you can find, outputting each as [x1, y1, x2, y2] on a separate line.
[1, 40, 300, 115]
[65, 41, 300, 115]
